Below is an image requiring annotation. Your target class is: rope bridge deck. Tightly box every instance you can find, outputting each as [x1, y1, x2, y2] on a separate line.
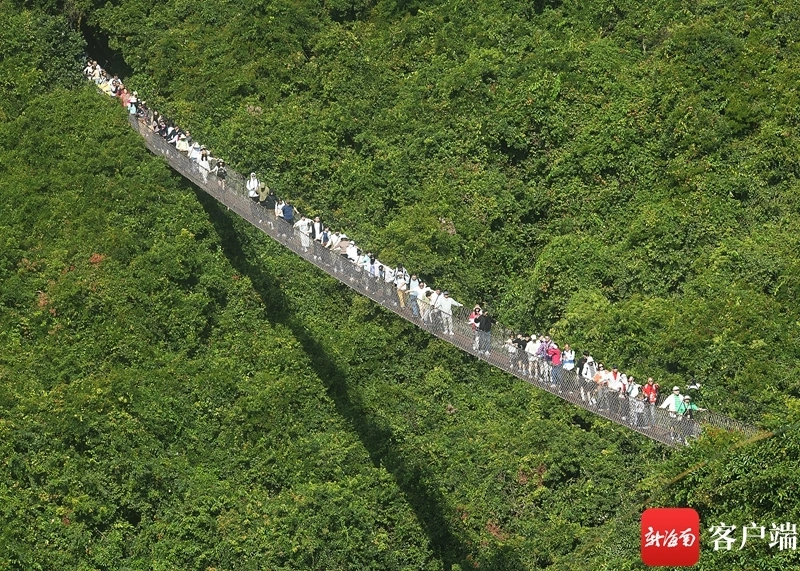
[128, 115, 761, 448]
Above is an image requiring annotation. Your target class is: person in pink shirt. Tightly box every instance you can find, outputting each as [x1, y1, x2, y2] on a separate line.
[547, 344, 562, 389]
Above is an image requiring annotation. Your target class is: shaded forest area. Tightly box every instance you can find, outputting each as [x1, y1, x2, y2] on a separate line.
[1, 0, 799, 569]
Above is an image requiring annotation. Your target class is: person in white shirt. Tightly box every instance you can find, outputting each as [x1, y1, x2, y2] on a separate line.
[434, 291, 463, 335]
[525, 335, 539, 378]
[246, 173, 260, 201]
[414, 282, 431, 321]
[627, 376, 641, 425]
[660, 386, 684, 415]
[370, 257, 381, 279]
[383, 265, 395, 284]
[188, 142, 201, 162]
[561, 345, 575, 371]
[580, 354, 597, 404]
[394, 266, 409, 308]
[346, 243, 359, 262]
[426, 289, 443, 327]
[198, 152, 211, 183]
[561, 344, 576, 388]
[504, 337, 518, 368]
[294, 216, 312, 251]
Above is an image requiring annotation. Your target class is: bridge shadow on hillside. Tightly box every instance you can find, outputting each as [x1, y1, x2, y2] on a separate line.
[192, 187, 526, 571]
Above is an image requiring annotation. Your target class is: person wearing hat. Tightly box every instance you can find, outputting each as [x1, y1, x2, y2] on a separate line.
[345, 241, 359, 262]
[579, 352, 597, 403]
[434, 290, 463, 336]
[258, 182, 269, 203]
[676, 396, 707, 443]
[660, 385, 686, 442]
[394, 266, 410, 308]
[246, 172, 260, 201]
[525, 335, 541, 379]
[176, 133, 190, 153]
[189, 142, 202, 162]
[262, 187, 277, 211]
[213, 160, 227, 188]
[660, 386, 684, 415]
[677, 396, 706, 418]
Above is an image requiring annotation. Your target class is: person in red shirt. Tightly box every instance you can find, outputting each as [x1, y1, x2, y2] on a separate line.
[547, 345, 562, 389]
[641, 377, 660, 428]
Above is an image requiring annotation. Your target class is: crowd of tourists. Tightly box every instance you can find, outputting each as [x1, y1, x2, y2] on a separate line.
[87, 60, 707, 443]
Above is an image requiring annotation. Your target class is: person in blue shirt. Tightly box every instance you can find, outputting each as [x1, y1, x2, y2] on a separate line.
[282, 201, 294, 224]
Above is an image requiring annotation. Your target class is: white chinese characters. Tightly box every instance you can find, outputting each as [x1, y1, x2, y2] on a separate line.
[645, 527, 697, 548]
[708, 522, 798, 551]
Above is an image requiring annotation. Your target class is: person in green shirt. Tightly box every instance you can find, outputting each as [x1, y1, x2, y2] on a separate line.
[676, 396, 706, 444]
[677, 396, 706, 418]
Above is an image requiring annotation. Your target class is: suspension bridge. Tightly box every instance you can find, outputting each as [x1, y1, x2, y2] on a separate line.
[127, 114, 760, 448]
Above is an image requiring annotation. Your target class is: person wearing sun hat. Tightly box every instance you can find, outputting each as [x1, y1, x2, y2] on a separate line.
[660, 386, 684, 414]
[246, 172, 260, 201]
[677, 395, 706, 418]
[676, 396, 707, 443]
[579, 352, 596, 404]
[659, 386, 685, 441]
[189, 141, 201, 162]
[434, 291, 462, 336]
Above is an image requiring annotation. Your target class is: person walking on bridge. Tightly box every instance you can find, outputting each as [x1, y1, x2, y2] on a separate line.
[475, 310, 493, 355]
[642, 378, 659, 428]
[435, 291, 463, 336]
[282, 201, 294, 224]
[247, 173, 260, 201]
[660, 386, 684, 441]
[213, 160, 227, 189]
[294, 215, 312, 252]
[198, 152, 211, 183]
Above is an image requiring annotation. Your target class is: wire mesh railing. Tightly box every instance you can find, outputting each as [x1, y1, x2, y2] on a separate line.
[128, 114, 763, 448]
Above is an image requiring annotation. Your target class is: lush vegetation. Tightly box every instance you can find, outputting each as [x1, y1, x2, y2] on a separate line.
[1, 0, 800, 569]
[75, 0, 800, 421]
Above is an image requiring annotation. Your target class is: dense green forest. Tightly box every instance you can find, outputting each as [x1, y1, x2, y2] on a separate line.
[1, 0, 799, 569]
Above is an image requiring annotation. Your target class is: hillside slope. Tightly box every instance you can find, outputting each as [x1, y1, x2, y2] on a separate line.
[1, 0, 800, 569]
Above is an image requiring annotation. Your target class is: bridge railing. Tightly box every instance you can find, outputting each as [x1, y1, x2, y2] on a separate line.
[129, 115, 763, 448]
